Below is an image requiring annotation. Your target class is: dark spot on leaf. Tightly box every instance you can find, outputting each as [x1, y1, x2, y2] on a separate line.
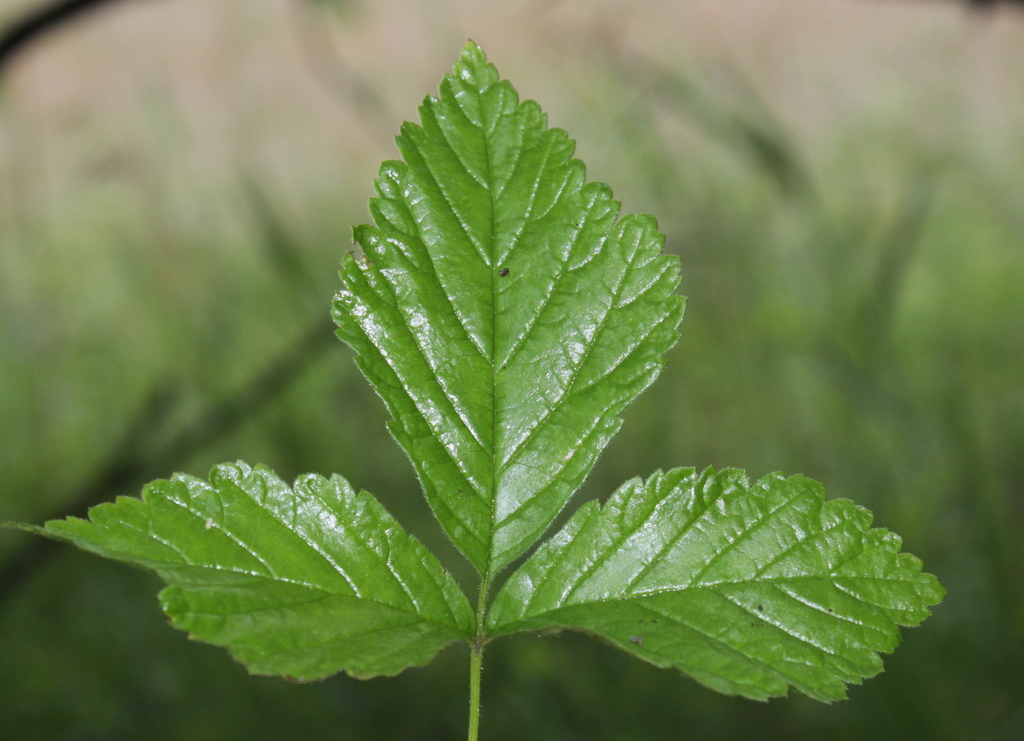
[456, 490, 461, 495]
[757, 604, 764, 611]
[499, 268, 509, 277]
[828, 608, 834, 614]
[629, 636, 643, 647]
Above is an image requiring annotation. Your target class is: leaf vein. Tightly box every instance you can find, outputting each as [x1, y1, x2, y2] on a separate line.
[165, 487, 362, 596]
[499, 225, 644, 474]
[497, 187, 604, 373]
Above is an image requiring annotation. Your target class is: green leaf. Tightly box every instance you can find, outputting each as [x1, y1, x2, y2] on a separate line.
[332, 41, 685, 577]
[7, 42, 942, 723]
[33, 462, 474, 681]
[487, 467, 945, 701]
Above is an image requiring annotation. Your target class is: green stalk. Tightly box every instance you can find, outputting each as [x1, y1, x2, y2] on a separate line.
[468, 576, 491, 741]
[467, 636, 485, 741]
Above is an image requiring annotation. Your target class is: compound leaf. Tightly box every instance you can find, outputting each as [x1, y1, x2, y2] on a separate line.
[487, 467, 945, 701]
[332, 41, 685, 577]
[6, 41, 944, 720]
[31, 462, 474, 682]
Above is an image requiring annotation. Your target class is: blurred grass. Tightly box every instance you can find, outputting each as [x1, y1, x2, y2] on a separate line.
[1, 0, 1023, 739]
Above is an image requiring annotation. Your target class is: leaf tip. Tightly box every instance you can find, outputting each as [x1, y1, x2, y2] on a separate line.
[0, 520, 48, 536]
[461, 39, 486, 63]
[452, 40, 499, 91]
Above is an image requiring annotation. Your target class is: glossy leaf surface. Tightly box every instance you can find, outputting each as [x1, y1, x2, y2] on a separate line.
[9, 42, 945, 713]
[332, 41, 685, 576]
[34, 462, 474, 681]
[488, 467, 945, 701]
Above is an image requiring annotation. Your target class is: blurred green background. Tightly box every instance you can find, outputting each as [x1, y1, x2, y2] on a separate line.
[0, 0, 1022, 738]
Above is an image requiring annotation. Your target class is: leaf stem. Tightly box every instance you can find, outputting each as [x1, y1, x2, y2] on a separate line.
[468, 574, 491, 741]
[467, 633, 485, 741]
